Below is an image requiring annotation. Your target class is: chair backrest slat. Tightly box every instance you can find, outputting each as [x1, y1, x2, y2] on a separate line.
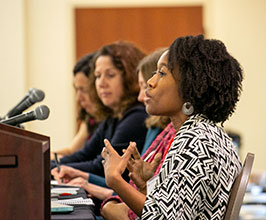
[224, 153, 255, 220]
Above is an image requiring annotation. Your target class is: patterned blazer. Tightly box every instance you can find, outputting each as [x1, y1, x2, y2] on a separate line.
[142, 114, 242, 220]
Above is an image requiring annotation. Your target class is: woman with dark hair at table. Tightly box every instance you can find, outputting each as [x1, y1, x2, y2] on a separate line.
[51, 40, 147, 183]
[51, 52, 103, 160]
[102, 35, 243, 219]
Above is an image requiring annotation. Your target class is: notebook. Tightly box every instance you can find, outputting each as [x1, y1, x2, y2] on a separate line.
[51, 187, 79, 195]
[55, 197, 94, 206]
[51, 201, 74, 213]
[51, 180, 74, 186]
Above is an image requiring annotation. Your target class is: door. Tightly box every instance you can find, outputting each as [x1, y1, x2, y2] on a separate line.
[75, 6, 203, 59]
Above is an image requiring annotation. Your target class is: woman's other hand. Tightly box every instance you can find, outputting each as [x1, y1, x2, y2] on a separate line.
[67, 176, 89, 188]
[51, 165, 88, 184]
[127, 144, 161, 194]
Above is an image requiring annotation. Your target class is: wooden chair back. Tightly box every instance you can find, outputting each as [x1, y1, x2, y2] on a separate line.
[224, 153, 255, 220]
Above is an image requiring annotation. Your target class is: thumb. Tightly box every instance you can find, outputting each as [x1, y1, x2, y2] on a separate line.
[58, 167, 67, 179]
[58, 171, 64, 179]
[151, 152, 162, 171]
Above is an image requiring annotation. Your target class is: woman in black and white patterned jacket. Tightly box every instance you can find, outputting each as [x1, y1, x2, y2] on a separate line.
[101, 35, 243, 220]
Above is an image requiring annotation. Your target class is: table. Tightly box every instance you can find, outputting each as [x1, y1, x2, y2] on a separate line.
[51, 186, 96, 220]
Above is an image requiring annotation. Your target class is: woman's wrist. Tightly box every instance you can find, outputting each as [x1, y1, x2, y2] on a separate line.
[76, 169, 89, 179]
[107, 173, 124, 190]
[138, 185, 147, 195]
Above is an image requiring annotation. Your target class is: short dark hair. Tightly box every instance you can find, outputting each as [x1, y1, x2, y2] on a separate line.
[73, 52, 96, 76]
[168, 35, 243, 123]
[73, 52, 103, 121]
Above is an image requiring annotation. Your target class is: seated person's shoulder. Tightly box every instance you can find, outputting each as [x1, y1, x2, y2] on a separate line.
[124, 103, 147, 115]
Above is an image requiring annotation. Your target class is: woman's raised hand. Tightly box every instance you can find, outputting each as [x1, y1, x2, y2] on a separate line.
[101, 139, 135, 187]
[127, 145, 162, 194]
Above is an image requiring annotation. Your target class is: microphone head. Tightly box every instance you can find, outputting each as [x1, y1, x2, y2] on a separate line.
[29, 88, 45, 103]
[34, 105, 50, 120]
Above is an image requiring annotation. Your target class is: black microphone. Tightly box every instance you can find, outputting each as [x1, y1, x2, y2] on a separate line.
[0, 105, 50, 126]
[6, 88, 45, 118]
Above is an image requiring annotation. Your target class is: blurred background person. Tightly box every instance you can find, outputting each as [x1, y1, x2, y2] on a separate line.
[101, 48, 176, 220]
[52, 48, 175, 219]
[51, 52, 103, 160]
[136, 48, 170, 153]
[51, 41, 148, 215]
[51, 40, 148, 183]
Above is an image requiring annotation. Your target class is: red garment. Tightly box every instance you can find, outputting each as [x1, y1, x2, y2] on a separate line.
[101, 122, 176, 220]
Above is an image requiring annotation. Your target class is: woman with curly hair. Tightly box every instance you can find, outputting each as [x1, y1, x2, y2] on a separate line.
[51, 41, 148, 184]
[101, 35, 243, 219]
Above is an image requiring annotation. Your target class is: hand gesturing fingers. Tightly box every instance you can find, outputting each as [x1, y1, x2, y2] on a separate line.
[102, 139, 136, 187]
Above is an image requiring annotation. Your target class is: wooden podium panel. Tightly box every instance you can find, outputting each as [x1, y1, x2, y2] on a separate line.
[0, 123, 50, 220]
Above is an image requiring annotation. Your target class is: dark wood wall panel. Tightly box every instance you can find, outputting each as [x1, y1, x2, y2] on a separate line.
[75, 6, 203, 59]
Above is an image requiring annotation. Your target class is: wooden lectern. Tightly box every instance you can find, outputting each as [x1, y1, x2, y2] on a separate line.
[0, 123, 51, 220]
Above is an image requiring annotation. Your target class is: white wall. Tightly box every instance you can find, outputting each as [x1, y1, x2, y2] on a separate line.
[205, 0, 266, 171]
[24, 0, 76, 148]
[0, 0, 26, 118]
[0, 0, 265, 171]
